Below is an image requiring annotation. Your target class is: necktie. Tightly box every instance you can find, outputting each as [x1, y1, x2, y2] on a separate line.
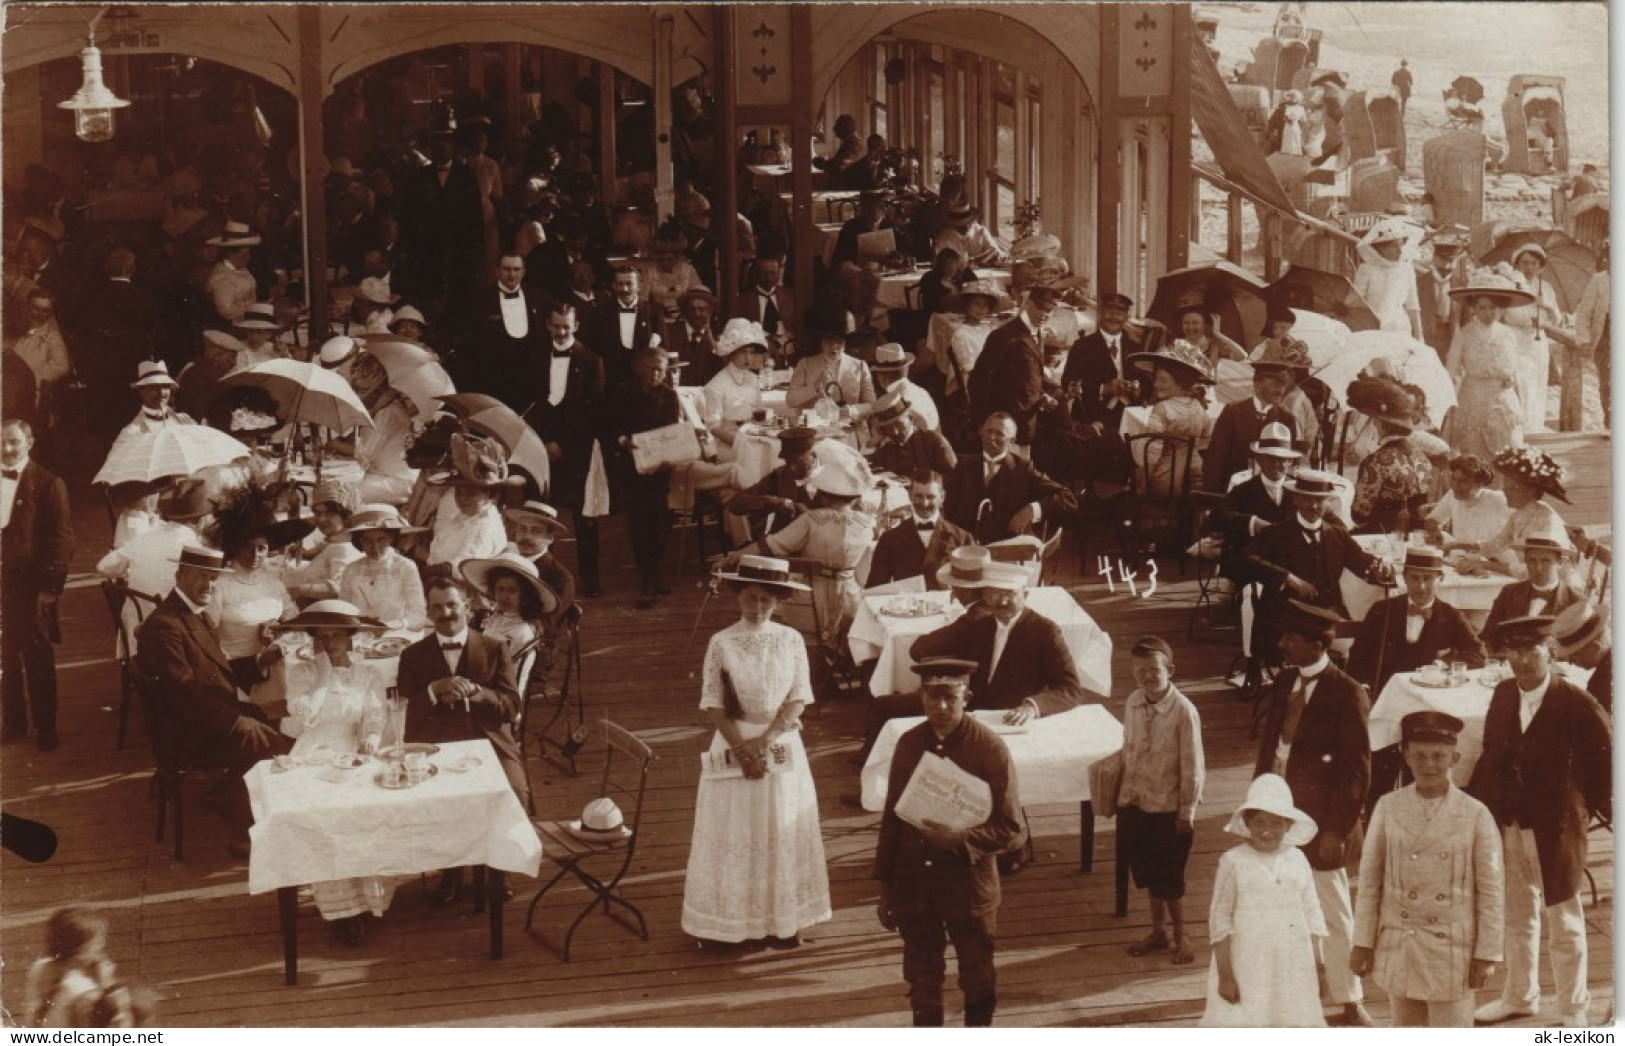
[985, 458, 1001, 484]
[1281, 674, 1312, 744]
[1409, 603, 1433, 622]
[1302, 527, 1319, 546]
[501, 290, 520, 300]
[762, 294, 780, 331]
[440, 642, 464, 651]
[1, 469, 18, 480]
[620, 304, 638, 314]
[915, 520, 937, 532]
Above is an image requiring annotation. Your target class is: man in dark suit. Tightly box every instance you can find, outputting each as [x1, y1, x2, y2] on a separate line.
[1201, 360, 1298, 492]
[1468, 616, 1611, 1027]
[530, 214, 611, 304]
[944, 413, 1076, 544]
[78, 247, 159, 447]
[134, 546, 290, 857]
[1216, 421, 1299, 582]
[1, 419, 72, 750]
[1348, 545, 1487, 697]
[1252, 599, 1375, 1027]
[1482, 536, 1586, 640]
[733, 254, 796, 357]
[874, 655, 1023, 1027]
[532, 302, 607, 597]
[868, 389, 957, 480]
[461, 253, 548, 406]
[866, 471, 972, 590]
[420, 130, 485, 319]
[968, 282, 1067, 447]
[584, 266, 662, 390]
[1060, 292, 1147, 434]
[830, 190, 894, 271]
[1244, 469, 1394, 664]
[663, 288, 721, 385]
[1417, 230, 1469, 360]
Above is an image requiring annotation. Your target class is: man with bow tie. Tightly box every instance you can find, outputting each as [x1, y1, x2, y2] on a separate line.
[464, 253, 546, 405]
[944, 413, 1075, 544]
[1252, 599, 1377, 1026]
[867, 471, 972, 590]
[1482, 535, 1585, 640]
[1202, 354, 1299, 492]
[733, 254, 796, 361]
[1218, 421, 1300, 574]
[398, 577, 526, 903]
[1, 419, 72, 751]
[529, 302, 607, 598]
[119, 360, 195, 438]
[1349, 545, 1487, 698]
[1061, 291, 1147, 434]
[585, 266, 662, 388]
[663, 288, 721, 385]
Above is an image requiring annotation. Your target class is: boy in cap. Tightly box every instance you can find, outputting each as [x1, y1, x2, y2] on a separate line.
[1351, 710, 1502, 1027]
[724, 426, 818, 542]
[1468, 616, 1612, 1028]
[874, 655, 1023, 1026]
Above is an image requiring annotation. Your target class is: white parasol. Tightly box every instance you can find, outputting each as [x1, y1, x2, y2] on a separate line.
[94, 424, 253, 487]
[1310, 330, 1457, 428]
[219, 358, 374, 432]
[360, 337, 456, 418]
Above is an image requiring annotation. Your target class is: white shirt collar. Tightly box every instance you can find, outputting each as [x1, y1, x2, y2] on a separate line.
[1297, 513, 1322, 532]
[175, 590, 208, 616]
[437, 627, 470, 647]
[1299, 652, 1331, 683]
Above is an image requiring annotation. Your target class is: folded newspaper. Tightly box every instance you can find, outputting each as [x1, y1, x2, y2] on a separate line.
[894, 752, 992, 832]
[700, 741, 794, 780]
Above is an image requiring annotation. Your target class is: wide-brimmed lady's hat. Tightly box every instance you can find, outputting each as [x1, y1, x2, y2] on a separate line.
[131, 360, 179, 389]
[429, 433, 526, 488]
[1282, 467, 1341, 497]
[1127, 339, 1214, 385]
[205, 220, 261, 247]
[1251, 337, 1312, 375]
[390, 305, 428, 330]
[1346, 375, 1417, 431]
[344, 504, 427, 544]
[271, 599, 388, 634]
[218, 501, 315, 551]
[1249, 421, 1302, 459]
[1492, 445, 1568, 502]
[566, 797, 632, 843]
[1225, 773, 1319, 847]
[310, 477, 358, 514]
[1361, 216, 1413, 247]
[503, 500, 569, 536]
[942, 279, 1013, 314]
[1010, 233, 1061, 261]
[714, 317, 767, 358]
[806, 439, 875, 498]
[1511, 243, 1548, 266]
[716, 554, 810, 595]
[871, 342, 914, 371]
[1551, 602, 1608, 660]
[234, 302, 280, 331]
[1450, 270, 1536, 308]
[946, 200, 977, 224]
[202, 330, 249, 357]
[157, 478, 213, 522]
[318, 336, 361, 369]
[934, 545, 1024, 591]
[460, 550, 560, 615]
[1402, 546, 1447, 574]
[229, 406, 282, 436]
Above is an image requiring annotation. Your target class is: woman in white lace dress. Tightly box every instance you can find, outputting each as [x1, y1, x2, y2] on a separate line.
[681, 556, 831, 948]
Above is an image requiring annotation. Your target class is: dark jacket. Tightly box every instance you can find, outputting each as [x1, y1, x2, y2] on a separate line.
[943, 453, 1076, 545]
[1244, 516, 1391, 657]
[867, 516, 973, 590]
[1252, 662, 1372, 869]
[1346, 594, 1487, 697]
[911, 607, 1087, 714]
[873, 714, 1023, 916]
[1218, 473, 1292, 579]
[1468, 674, 1611, 904]
[869, 427, 958, 480]
[1202, 399, 1297, 493]
[530, 342, 606, 510]
[584, 300, 663, 388]
[1060, 329, 1146, 431]
[134, 592, 264, 764]
[968, 316, 1046, 444]
[397, 629, 524, 794]
[725, 466, 811, 542]
[463, 285, 548, 406]
[1587, 648, 1612, 714]
[1, 459, 71, 595]
[1483, 578, 1588, 642]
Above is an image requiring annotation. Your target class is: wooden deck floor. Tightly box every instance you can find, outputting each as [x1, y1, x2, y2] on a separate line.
[1, 433, 1612, 1028]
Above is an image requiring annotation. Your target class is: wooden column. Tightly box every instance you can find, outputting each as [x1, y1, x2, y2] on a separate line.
[1165, 5, 1192, 271]
[1096, 8, 1121, 296]
[598, 66, 618, 207]
[1560, 343, 1585, 431]
[297, 7, 329, 345]
[653, 14, 675, 221]
[717, 7, 739, 309]
[503, 44, 523, 159]
[789, 6, 814, 353]
[1226, 193, 1243, 262]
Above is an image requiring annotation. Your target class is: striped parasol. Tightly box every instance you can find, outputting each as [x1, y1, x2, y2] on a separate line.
[94, 424, 253, 487]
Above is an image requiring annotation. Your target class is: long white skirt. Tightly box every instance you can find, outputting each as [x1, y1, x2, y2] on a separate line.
[680, 724, 832, 942]
[1511, 327, 1550, 432]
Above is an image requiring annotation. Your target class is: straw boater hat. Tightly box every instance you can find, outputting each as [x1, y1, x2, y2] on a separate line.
[270, 599, 387, 635]
[934, 545, 1024, 591]
[716, 554, 810, 595]
[714, 317, 767, 359]
[1509, 531, 1577, 559]
[503, 500, 570, 536]
[1127, 338, 1214, 385]
[567, 796, 631, 843]
[942, 279, 1013, 314]
[1345, 374, 1417, 431]
[235, 302, 280, 331]
[871, 342, 914, 372]
[460, 550, 560, 615]
[806, 439, 876, 498]
[1281, 467, 1341, 498]
[1491, 445, 1569, 502]
[1225, 773, 1319, 846]
[1251, 337, 1312, 375]
[678, 287, 719, 312]
[1401, 546, 1447, 574]
[318, 336, 361, 369]
[202, 330, 249, 357]
[1249, 421, 1301, 460]
[429, 433, 526, 488]
[174, 545, 229, 573]
[205, 220, 261, 248]
[870, 388, 912, 426]
[389, 305, 428, 331]
[344, 504, 427, 545]
[130, 360, 179, 389]
[1449, 270, 1536, 308]
[1551, 602, 1609, 661]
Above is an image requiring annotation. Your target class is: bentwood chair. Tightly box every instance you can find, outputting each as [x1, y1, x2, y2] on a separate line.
[524, 720, 655, 961]
[132, 672, 235, 860]
[101, 580, 160, 750]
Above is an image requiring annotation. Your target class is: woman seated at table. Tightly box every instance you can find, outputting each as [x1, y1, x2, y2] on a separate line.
[274, 601, 405, 946]
[461, 550, 560, 697]
[703, 319, 767, 454]
[943, 281, 1008, 398]
[725, 440, 876, 662]
[1447, 444, 1572, 578]
[1347, 376, 1434, 534]
[201, 487, 307, 677]
[1424, 455, 1511, 550]
[1178, 306, 1247, 369]
[282, 479, 364, 604]
[681, 555, 830, 948]
[338, 504, 430, 629]
[1126, 340, 1213, 497]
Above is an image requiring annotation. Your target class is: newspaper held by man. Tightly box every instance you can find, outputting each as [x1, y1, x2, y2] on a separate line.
[894, 751, 993, 832]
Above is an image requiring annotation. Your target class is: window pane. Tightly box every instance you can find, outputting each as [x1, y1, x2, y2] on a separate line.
[1028, 99, 1041, 200]
[996, 182, 1016, 237]
[873, 104, 887, 141]
[928, 72, 945, 188]
[995, 99, 1015, 179]
[875, 44, 887, 105]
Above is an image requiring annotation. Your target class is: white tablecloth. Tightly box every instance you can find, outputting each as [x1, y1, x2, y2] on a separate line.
[1368, 665, 1593, 784]
[860, 704, 1123, 811]
[733, 421, 858, 489]
[246, 739, 541, 894]
[847, 586, 1113, 698]
[1343, 536, 1513, 626]
[878, 267, 1011, 312]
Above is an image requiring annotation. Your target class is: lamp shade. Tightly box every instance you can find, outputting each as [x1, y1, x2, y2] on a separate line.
[58, 41, 129, 143]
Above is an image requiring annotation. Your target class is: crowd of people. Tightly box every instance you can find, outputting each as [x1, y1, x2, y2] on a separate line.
[1, 85, 1614, 1030]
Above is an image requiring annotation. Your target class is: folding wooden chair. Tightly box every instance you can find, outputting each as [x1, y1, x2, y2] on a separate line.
[132, 672, 235, 860]
[520, 604, 588, 811]
[1186, 491, 1233, 640]
[525, 720, 655, 961]
[101, 580, 160, 749]
[1119, 433, 1198, 573]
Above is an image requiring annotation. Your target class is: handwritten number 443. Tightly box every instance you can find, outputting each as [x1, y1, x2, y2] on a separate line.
[1097, 556, 1158, 598]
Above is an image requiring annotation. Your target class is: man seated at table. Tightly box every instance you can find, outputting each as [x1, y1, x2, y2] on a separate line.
[1551, 602, 1611, 714]
[868, 388, 956, 480]
[1481, 533, 1586, 641]
[135, 546, 292, 860]
[1201, 351, 1298, 493]
[830, 190, 893, 271]
[504, 500, 577, 628]
[725, 426, 818, 543]
[944, 413, 1076, 544]
[1216, 422, 1300, 583]
[869, 343, 941, 433]
[397, 577, 527, 904]
[867, 471, 972, 591]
